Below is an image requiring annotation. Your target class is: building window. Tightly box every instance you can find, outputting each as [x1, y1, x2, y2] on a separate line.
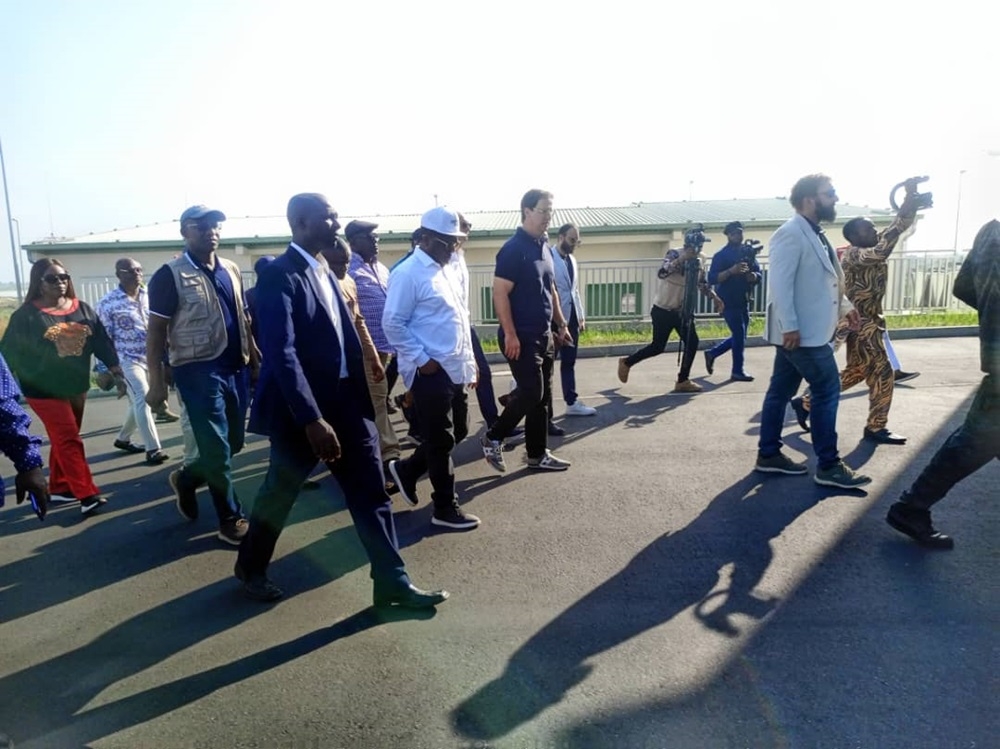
[585, 282, 642, 319]
[480, 287, 497, 322]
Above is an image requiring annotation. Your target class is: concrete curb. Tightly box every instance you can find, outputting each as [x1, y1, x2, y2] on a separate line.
[481, 325, 980, 364]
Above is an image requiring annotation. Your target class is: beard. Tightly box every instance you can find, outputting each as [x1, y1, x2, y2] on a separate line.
[560, 241, 574, 254]
[816, 203, 837, 223]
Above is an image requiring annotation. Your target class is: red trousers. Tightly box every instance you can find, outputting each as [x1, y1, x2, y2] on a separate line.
[26, 393, 100, 499]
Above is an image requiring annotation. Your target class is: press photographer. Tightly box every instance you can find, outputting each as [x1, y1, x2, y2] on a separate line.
[705, 221, 762, 381]
[617, 223, 722, 393]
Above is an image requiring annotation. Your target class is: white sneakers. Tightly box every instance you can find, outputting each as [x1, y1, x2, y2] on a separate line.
[564, 401, 596, 417]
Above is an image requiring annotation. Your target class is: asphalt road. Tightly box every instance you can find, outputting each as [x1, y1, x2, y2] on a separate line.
[0, 336, 996, 749]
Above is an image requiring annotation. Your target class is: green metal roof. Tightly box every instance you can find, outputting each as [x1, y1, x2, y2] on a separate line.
[25, 198, 895, 252]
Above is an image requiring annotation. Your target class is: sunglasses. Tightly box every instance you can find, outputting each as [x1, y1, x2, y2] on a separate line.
[43, 273, 71, 284]
[118, 267, 144, 275]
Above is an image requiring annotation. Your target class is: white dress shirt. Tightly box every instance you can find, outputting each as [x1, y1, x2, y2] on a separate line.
[290, 242, 348, 378]
[383, 248, 476, 389]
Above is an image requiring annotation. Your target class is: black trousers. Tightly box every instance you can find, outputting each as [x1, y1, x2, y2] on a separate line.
[901, 374, 1000, 510]
[237, 396, 408, 588]
[623, 306, 698, 381]
[487, 331, 554, 460]
[398, 368, 469, 510]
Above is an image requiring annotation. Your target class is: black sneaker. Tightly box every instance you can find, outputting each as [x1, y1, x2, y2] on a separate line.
[387, 459, 419, 507]
[814, 461, 872, 489]
[146, 449, 170, 465]
[218, 518, 249, 546]
[893, 370, 920, 384]
[234, 562, 284, 601]
[886, 502, 954, 549]
[80, 495, 106, 515]
[704, 350, 715, 375]
[169, 468, 198, 521]
[431, 500, 481, 531]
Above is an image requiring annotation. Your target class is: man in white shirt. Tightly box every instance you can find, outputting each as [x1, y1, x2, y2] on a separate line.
[383, 206, 481, 531]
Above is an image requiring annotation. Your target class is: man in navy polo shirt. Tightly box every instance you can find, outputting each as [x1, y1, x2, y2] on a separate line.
[705, 221, 761, 381]
[479, 189, 574, 473]
[146, 205, 259, 546]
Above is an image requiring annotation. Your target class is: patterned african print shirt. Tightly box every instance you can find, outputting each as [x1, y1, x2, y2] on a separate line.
[839, 214, 915, 327]
[96, 285, 150, 365]
[0, 353, 44, 505]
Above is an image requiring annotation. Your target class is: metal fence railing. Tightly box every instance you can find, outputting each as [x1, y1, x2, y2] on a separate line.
[72, 251, 969, 327]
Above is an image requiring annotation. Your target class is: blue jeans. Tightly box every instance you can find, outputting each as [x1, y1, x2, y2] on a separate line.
[556, 309, 580, 405]
[470, 328, 498, 427]
[758, 345, 841, 470]
[173, 364, 248, 523]
[709, 304, 750, 376]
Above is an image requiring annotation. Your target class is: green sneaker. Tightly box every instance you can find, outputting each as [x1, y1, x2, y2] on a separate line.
[814, 461, 872, 489]
[754, 452, 808, 475]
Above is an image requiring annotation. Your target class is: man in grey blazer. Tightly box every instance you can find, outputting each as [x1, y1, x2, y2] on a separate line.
[550, 223, 596, 417]
[755, 174, 872, 489]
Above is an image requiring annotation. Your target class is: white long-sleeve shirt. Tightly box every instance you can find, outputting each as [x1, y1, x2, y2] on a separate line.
[382, 248, 476, 389]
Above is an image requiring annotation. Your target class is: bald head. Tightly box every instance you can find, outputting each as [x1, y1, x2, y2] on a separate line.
[114, 256, 143, 292]
[286, 193, 341, 254]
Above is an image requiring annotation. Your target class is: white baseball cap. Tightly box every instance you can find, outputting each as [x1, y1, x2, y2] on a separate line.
[420, 206, 466, 238]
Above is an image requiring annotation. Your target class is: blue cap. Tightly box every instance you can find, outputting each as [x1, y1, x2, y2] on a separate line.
[180, 205, 226, 224]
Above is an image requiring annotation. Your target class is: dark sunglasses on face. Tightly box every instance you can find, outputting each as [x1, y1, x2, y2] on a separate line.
[43, 273, 71, 284]
[118, 267, 143, 275]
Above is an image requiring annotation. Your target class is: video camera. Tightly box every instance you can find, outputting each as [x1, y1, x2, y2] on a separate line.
[889, 175, 933, 212]
[683, 223, 711, 253]
[738, 239, 763, 264]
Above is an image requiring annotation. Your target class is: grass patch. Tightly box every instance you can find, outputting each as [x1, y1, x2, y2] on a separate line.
[475, 310, 978, 353]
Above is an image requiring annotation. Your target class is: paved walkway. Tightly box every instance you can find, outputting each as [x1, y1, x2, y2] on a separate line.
[0, 337, 996, 748]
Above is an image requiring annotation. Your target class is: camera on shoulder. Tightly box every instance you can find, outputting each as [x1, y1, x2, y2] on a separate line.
[890, 176, 933, 211]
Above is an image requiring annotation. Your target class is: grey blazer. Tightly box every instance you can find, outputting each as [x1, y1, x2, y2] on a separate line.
[763, 214, 853, 347]
[549, 246, 585, 326]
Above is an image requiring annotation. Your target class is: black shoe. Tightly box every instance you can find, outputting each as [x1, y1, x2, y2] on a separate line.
[431, 500, 481, 531]
[894, 370, 920, 384]
[387, 459, 419, 507]
[373, 583, 450, 609]
[145, 449, 170, 465]
[113, 439, 145, 454]
[790, 397, 810, 432]
[385, 397, 398, 415]
[234, 562, 284, 601]
[864, 427, 907, 445]
[704, 350, 715, 375]
[730, 372, 754, 382]
[548, 422, 565, 437]
[80, 495, 106, 516]
[886, 502, 954, 549]
[169, 468, 198, 521]
[301, 478, 322, 491]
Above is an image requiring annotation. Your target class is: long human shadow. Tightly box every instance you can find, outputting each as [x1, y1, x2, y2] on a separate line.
[547, 392, 994, 749]
[451, 472, 827, 741]
[0, 573, 434, 747]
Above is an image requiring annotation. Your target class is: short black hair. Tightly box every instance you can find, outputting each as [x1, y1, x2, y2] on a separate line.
[557, 223, 577, 237]
[842, 217, 868, 244]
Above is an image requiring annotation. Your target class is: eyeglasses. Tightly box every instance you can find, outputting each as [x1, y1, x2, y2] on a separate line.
[532, 208, 553, 217]
[184, 221, 221, 234]
[118, 267, 143, 275]
[42, 273, 71, 284]
[430, 235, 459, 250]
[818, 189, 838, 199]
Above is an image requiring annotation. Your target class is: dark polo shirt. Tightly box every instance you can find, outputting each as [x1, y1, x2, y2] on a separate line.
[494, 227, 555, 341]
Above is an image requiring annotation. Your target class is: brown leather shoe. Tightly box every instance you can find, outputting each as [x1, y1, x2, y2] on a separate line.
[672, 379, 702, 393]
[617, 357, 630, 384]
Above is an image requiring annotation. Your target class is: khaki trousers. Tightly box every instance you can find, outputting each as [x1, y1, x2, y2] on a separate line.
[368, 352, 400, 462]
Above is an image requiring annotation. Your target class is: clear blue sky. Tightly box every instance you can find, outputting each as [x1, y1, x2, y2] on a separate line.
[1, 0, 997, 283]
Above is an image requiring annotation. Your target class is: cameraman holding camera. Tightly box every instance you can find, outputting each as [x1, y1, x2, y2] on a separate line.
[617, 227, 722, 393]
[705, 221, 761, 381]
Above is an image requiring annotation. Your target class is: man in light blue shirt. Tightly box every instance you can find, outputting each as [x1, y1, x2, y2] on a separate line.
[383, 206, 481, 532]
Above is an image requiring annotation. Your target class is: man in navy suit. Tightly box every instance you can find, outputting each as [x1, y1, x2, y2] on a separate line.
[235, 193, 449, 608]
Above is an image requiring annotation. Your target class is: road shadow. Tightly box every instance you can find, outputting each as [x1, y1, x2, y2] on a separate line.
[451, 471, 828, 742]
[0, 581, 435, 747]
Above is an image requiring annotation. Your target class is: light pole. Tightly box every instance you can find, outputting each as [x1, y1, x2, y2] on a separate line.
[0, 135, 24, 302]
[952, 168, 967, 252]
[11, 217, 26, 300]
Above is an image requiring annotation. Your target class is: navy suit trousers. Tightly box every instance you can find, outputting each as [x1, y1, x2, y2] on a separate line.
[238, 395, 408, 588]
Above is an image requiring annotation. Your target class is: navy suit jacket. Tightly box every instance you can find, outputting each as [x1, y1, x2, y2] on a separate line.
[249, 245, 374, 439]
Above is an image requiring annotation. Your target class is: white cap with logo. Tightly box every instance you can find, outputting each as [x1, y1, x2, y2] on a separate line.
[420, 206, 466, 238]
